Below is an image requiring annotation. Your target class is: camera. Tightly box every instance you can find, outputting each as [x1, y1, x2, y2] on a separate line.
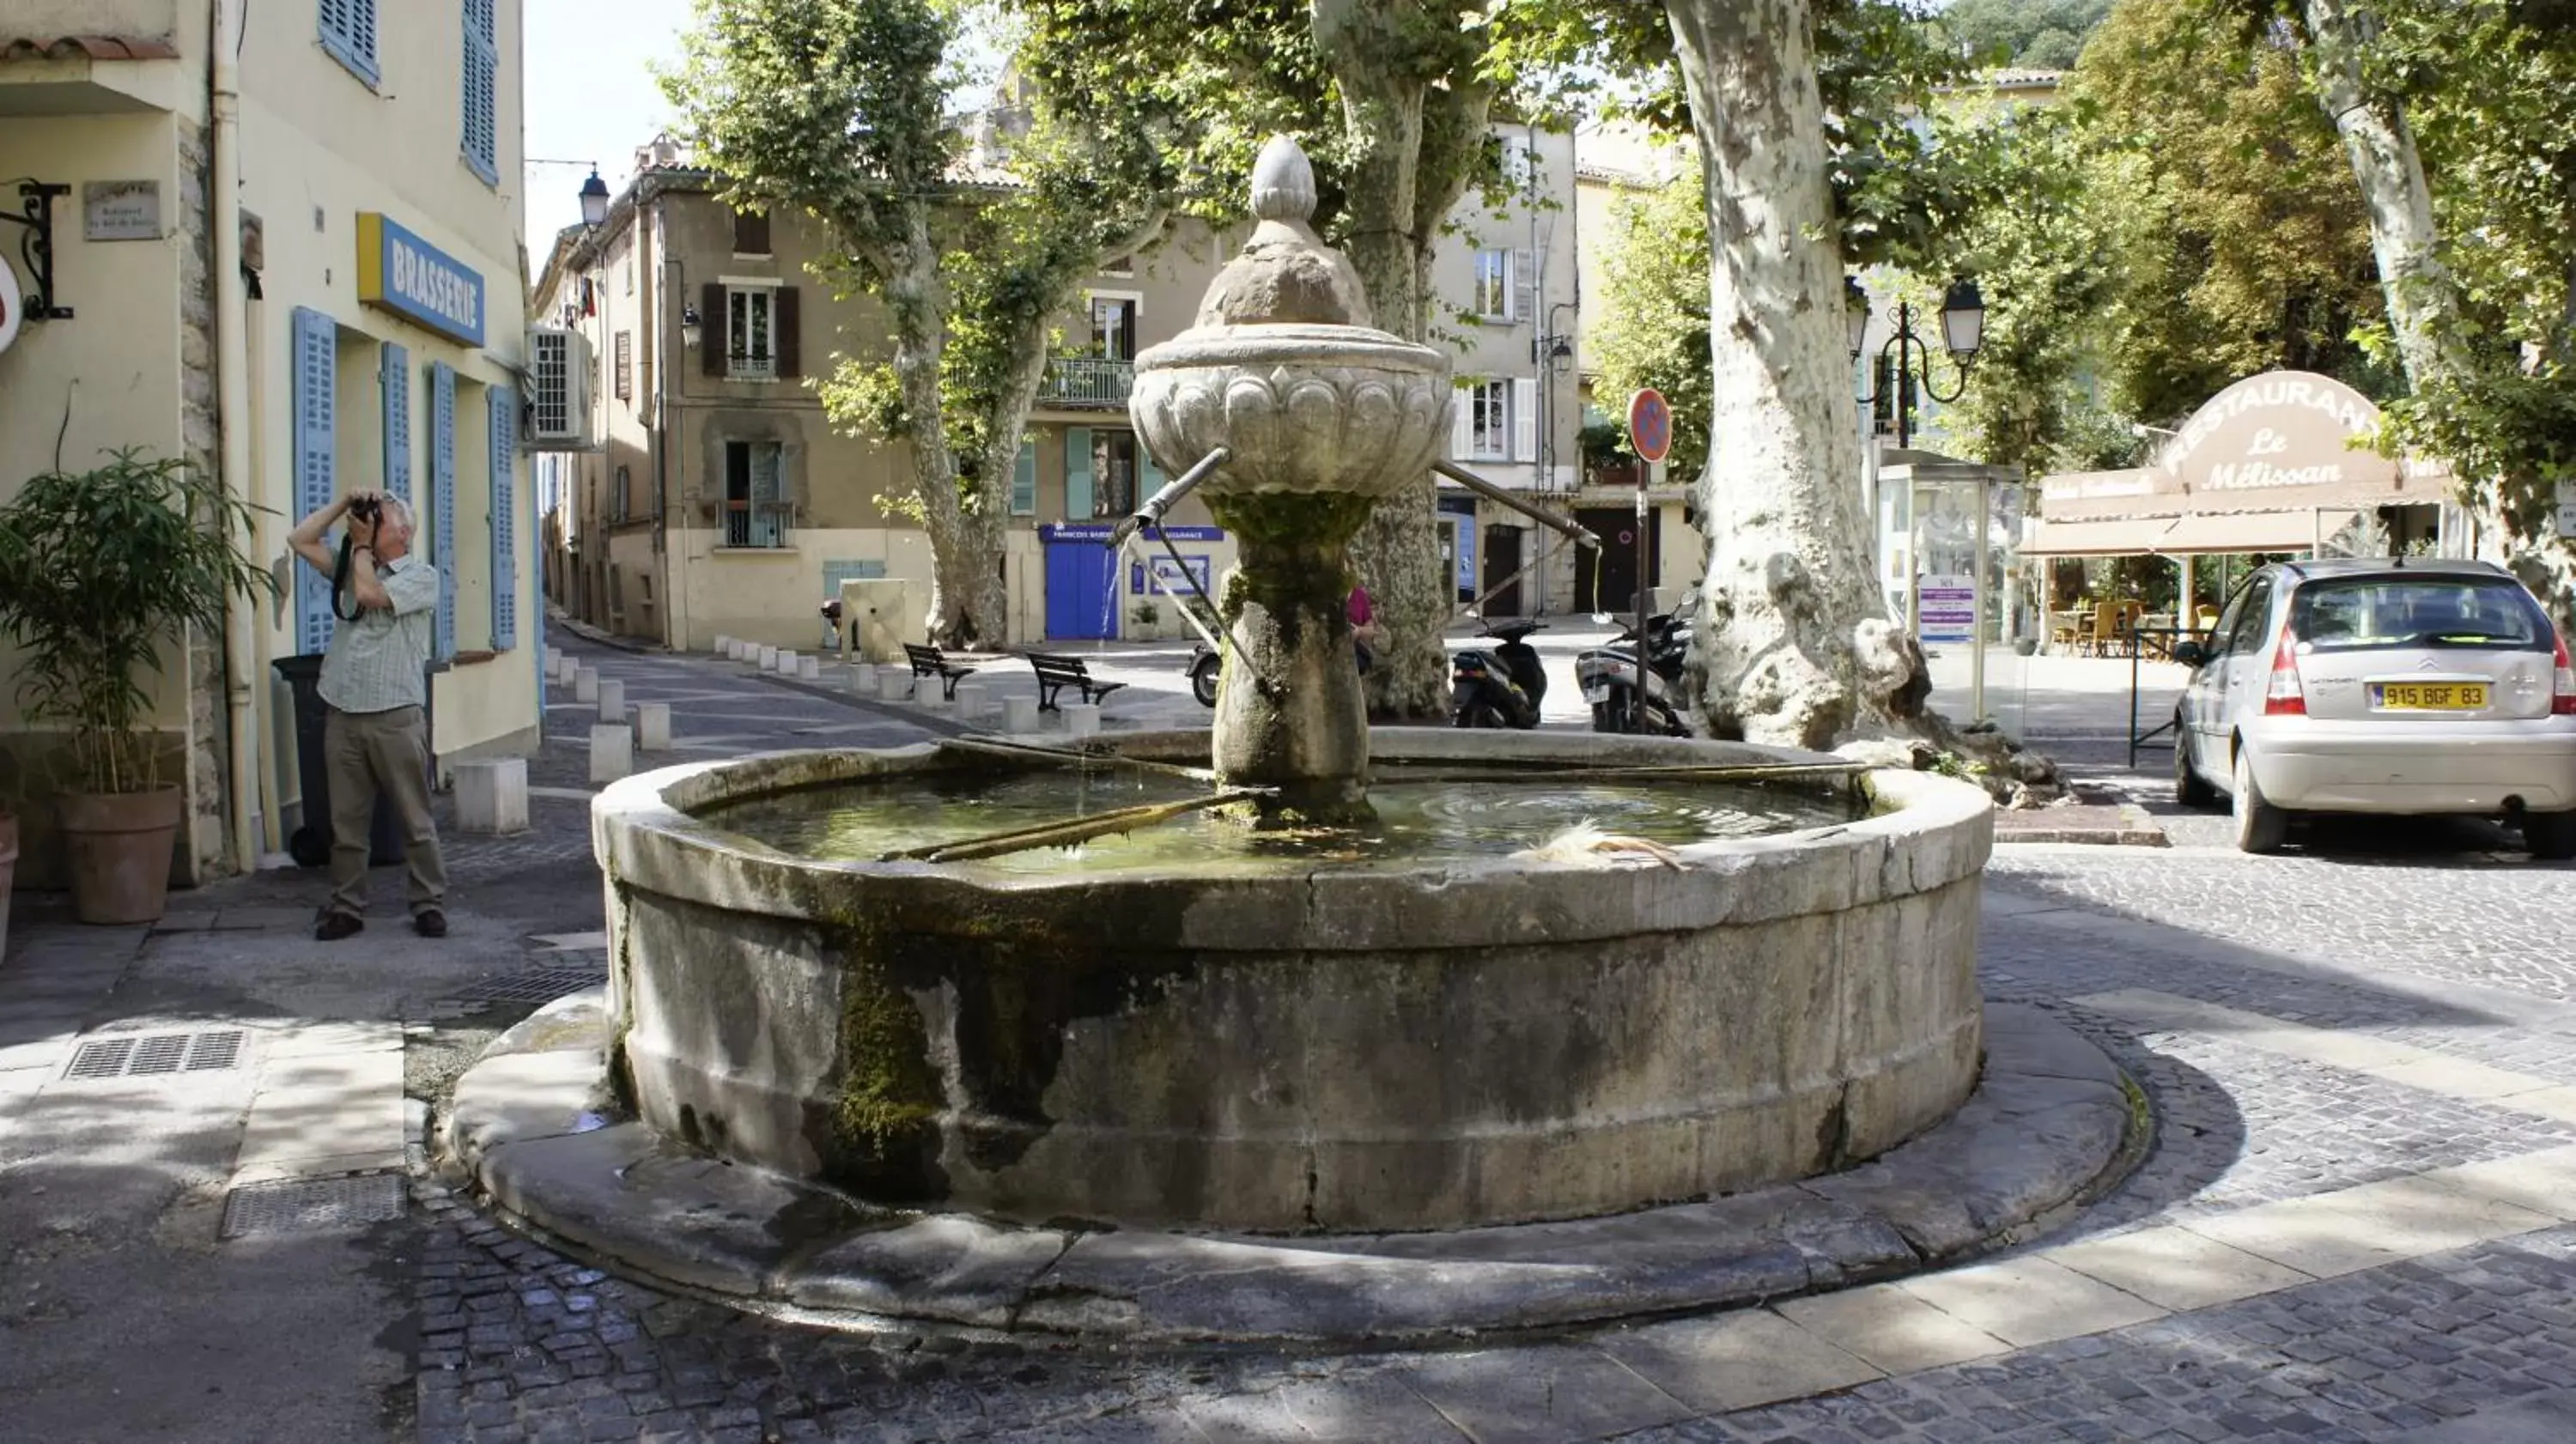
[348, 494, 381, 524]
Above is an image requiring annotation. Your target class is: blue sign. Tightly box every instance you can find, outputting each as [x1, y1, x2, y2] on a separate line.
[1040, 523, 1224, 543]
[1132, 555, 1212, 595]
[357, 212, 486, 347]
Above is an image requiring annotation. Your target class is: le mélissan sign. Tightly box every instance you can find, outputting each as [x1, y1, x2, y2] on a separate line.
[355, 213, 484, 347]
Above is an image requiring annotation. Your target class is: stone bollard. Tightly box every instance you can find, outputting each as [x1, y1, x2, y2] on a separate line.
[632, 701, 672, 751]
[1063, 702, 1102, 740]
[952, 682, 987, 722]
[589, 722, 634, 783]
[777, 649, 800, 675]
[756, 646, 778, 671]
[453, 757, 529, 835]
[725, 639, 744, 661]
[714, 634, 732, 656]
[878, 670, 913, 702]
[1001, 695, 1041, 734]
[574, 667, 599, 703]
[798, 655, 821, 682]
[850, 663, 878, 695]
[595, 677, 627, 723]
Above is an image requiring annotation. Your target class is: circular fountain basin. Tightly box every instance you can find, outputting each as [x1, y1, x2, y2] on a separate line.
[595, 729, 1992, 1234]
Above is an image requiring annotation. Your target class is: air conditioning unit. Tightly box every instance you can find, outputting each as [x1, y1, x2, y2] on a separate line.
[525, 326, 596, 450]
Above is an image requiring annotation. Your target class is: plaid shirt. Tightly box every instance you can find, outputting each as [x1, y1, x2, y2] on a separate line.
[318, 554, 440, 713]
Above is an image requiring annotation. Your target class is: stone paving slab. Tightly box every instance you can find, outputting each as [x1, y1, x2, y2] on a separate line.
[440, 999, 2137, 1345]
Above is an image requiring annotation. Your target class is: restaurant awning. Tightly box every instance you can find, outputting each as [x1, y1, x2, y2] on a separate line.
[2031, 372, 2450, 558]
[2026, 509, 2361, 557]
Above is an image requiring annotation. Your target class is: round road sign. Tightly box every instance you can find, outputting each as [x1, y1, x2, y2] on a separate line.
[1627, 388, 1671, 466]
[0, 252, 20, 361]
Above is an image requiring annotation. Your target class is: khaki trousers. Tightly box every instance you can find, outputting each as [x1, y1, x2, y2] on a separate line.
[323, 704, 448, 919]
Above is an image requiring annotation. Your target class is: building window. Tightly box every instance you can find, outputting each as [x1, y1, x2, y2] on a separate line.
[611, 464, 630, 523]
[615, 331, 633, 402]
[1473, 251, 1513, 322]
[723, 440, 788, 548]
[1467, 380, 1511, 460]
[461, 0, 499, 184]
[727, 288, 775, 379]
[1093, 432, 1138, 519]
[319, 0, 379, 86]
[1091, 295, 1138, 361]
[734, 209, 772, 256]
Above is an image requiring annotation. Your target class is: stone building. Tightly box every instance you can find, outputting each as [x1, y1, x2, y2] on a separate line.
[532, 122, 1586, 650]
[0, 2, 538, 886]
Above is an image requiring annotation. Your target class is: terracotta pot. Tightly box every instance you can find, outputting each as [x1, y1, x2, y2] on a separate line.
[58, 788, 181, 925]
[0, 812, 16, 960]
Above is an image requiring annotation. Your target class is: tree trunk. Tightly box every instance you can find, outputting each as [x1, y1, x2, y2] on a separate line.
[884, 214, 980, 646]
[1662, 0, 1929, 751]
[2298, 0, 2458, 388]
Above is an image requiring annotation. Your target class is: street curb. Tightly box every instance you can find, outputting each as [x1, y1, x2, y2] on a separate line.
[1994, 802, 2170, 848]
[442, 998, 2143, 1347]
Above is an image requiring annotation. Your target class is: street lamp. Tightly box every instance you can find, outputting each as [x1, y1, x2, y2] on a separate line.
[578, 168, 611, 228]
[1849, 275, 1985, 449]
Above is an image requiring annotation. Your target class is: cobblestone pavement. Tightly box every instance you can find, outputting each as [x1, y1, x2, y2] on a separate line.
[387, 643, 2576, 1443]
[21, 632, 2576, 1441]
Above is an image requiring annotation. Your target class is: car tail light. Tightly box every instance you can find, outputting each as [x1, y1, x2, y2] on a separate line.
[2263, 627, 2306, 716]
[2555, 630, 2576, 716]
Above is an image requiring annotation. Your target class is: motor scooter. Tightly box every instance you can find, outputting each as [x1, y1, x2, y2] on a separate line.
[1451, 619, 1547, 729]
[1188, 642, 1222, 707]
[1576, 612, 1693, 736]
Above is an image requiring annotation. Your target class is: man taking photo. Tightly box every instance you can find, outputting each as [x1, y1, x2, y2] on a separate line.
[286, 489, 448, 940]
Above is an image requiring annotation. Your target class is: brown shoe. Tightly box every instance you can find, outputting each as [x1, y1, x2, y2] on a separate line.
[316, 911, 364, 942]
[413, 909, 448, 938]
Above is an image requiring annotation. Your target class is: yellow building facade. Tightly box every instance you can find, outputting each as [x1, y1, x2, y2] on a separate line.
[0, 1, 535, 887]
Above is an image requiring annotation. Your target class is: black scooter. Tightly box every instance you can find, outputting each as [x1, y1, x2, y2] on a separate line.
[1576, 612, 1692, 736]
[1451, 620, 1547, 729]
[1188, 642, 1221, 707]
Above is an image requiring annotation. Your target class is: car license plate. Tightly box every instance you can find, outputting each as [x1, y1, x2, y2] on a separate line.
[1580, 684, 1608, 705]
[2372, 682, 2487, 710]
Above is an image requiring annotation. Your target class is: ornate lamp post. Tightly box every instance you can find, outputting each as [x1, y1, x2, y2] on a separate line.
[1846, 276, 1985, 449]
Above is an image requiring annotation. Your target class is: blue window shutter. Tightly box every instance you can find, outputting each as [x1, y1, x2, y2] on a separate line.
[380, 342, 410, 505]
[1011, 440, 1036, 516]
[1138, 439, 1164, 506]
[429, 362, 458, 659]
[1064, 428, 1094, 520]
[462, 0, 498, 183]
[489, 386, 518, 650]
[290, 307, 337, 656]
[319, 0, 380, 85]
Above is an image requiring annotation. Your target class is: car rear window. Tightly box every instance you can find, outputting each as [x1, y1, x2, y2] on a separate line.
[2288, 575, 2550, 652]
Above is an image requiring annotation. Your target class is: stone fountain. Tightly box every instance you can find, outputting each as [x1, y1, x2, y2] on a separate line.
[440, 137, 2136, 1345]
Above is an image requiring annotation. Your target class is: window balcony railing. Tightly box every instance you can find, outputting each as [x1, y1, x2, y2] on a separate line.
[1040, 355, 1135, 409]
[721, 500, 793, 549]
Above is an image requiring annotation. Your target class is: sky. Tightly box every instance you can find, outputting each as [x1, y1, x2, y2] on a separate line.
[519, 0, 696, 254]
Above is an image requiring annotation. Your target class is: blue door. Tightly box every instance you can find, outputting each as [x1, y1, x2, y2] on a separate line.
[1044, 541, 1117, 640]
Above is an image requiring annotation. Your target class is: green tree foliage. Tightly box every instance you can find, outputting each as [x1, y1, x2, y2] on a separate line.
[2071, 0, 2391, 423]
[664, 0, 1166, 645]
[1928, 0, 2114, 68]
[1588, 159, 1711, 484]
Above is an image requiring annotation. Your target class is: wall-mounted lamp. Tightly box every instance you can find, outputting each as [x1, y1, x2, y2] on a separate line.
[1849, 273, 1986, 448]
[1, 181, 76, 322]
[679, 305, 702, 349]
[578, 168, 611, 228]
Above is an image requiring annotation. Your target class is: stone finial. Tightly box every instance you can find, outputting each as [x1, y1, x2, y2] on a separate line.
[1249, 136, 1317, 226]
[1194, 133, 1374, 329]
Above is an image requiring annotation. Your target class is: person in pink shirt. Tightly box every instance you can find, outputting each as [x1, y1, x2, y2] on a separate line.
[1348, 584, 1380, 674]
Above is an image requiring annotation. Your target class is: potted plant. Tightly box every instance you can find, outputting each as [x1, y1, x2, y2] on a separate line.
[0, 450, 270, 924]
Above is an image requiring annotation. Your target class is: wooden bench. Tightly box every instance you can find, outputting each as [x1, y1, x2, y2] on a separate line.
[1028, 652, 1127, 713]
[902, 642, 978, 701]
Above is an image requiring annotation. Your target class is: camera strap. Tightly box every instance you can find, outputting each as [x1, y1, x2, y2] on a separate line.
[331, 535, 366, 622]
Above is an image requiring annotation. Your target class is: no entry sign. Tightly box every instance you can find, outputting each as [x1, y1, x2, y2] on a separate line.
[1626, 388, 1671, 466]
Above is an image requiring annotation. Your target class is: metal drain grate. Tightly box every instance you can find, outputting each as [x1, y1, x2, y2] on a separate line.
[64, 1029, 247, 1080]
[456, 966, 606, 1005]
[221, 1173, 407, 1240]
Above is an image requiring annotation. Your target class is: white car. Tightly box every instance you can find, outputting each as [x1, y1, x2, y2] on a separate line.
[2172, 557, 2576, 857]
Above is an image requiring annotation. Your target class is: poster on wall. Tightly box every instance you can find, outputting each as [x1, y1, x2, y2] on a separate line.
[1917, 573, 1978, 645]
[1132, 555, 1211, 596]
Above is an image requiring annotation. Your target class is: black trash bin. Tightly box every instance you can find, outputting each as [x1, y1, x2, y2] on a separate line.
[274, 653, 406, 869]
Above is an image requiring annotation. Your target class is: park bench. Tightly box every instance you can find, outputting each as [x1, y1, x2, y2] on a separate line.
[902, 642, 978, 701]
[1028, 652, 1127, 713]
